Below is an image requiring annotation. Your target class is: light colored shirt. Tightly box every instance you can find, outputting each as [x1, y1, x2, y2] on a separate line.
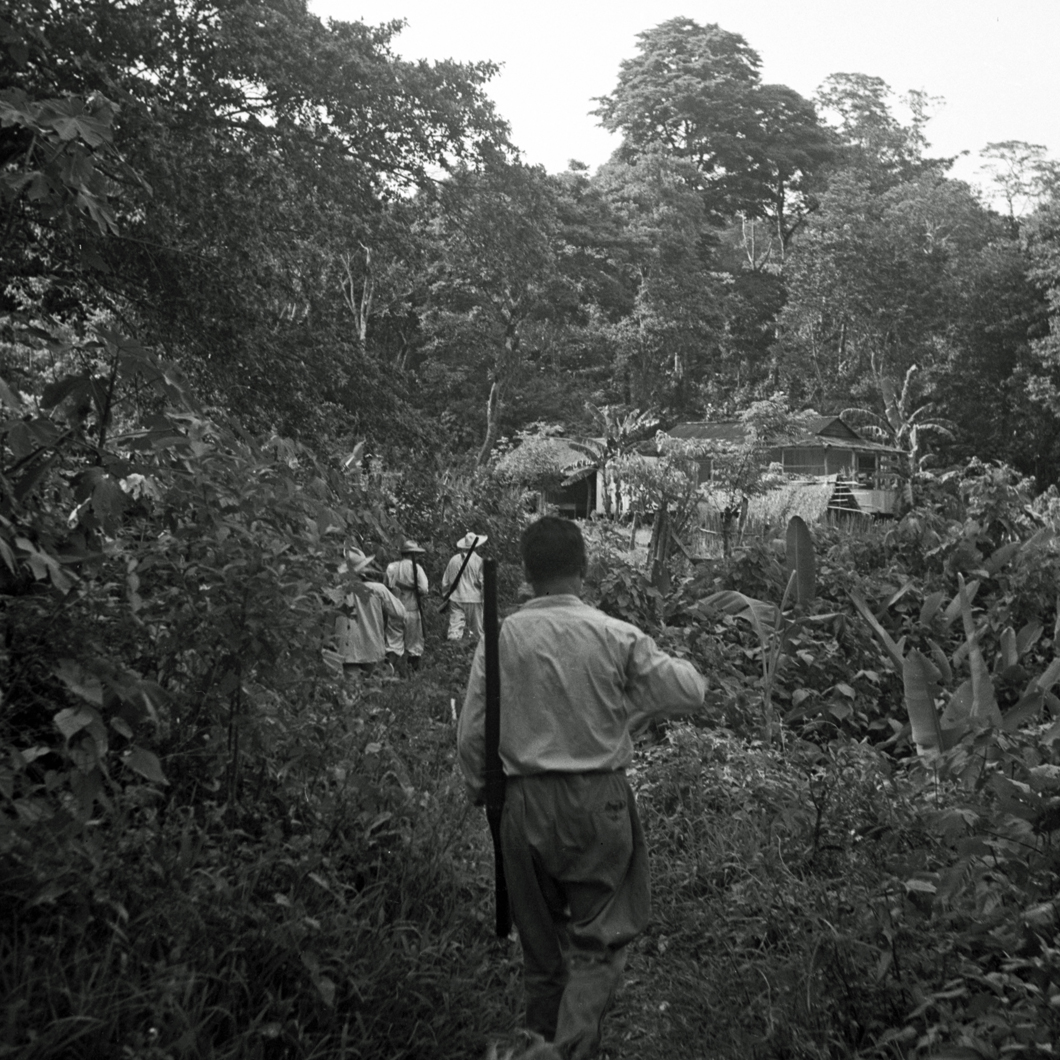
[334, 579, 406, 663]
[442, 550, 484, 604]
[384, 558, 429, 612]
[457, 594, 706, 803]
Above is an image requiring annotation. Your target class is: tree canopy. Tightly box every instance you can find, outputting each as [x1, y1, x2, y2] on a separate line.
[4, 5, 1060, 480]
[594, 17, 834, 238]
[2, 0, 509, 436]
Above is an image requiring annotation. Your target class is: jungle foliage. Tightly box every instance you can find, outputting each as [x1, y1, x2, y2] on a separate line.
[5, 4, 1060, 1059]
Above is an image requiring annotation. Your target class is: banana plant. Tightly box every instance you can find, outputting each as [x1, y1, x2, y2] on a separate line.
[854, 533, 1060, 760]
[703, 516, 826, 742]
[843, 365, 955, 509]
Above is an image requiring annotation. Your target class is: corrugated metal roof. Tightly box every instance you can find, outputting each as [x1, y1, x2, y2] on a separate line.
[809, 416, 863, 441]
[668, 417, 900, 452]
[668, 421, 746, 441]
[781, 435, 901, 454]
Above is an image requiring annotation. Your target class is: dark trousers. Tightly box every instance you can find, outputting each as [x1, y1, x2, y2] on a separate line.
[500, 772, 651, 1059]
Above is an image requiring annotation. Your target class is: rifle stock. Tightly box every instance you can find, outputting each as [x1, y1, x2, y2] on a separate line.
[483, 557, 512, 939]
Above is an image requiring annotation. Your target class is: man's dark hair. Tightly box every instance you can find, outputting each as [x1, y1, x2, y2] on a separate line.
[521, 516, 587, 585]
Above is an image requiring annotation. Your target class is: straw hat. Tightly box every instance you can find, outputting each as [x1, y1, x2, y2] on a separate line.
[456, 532, 487, 550]
[399, 539, 426, 554]
[344, 546, 379, 574]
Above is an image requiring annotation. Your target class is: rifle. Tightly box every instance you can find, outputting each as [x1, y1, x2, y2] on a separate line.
[409, 554, 428, 638]
[483, 557, 512, 938]
[437, 537, 479, 613]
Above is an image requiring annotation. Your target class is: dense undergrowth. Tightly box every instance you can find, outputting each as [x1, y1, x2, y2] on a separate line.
[4, 335, 1060, 1058]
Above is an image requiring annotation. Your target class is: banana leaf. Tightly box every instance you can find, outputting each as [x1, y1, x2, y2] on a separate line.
[903, 649, 945, 755]
[927, 637, 954, 686]
[957, 574, 1001, 727]
[704, 590, 778, 648]
[1003, 689, 1044, 732]
[1038, 656, 1060, 693]
[919, 590, 946, 626]
[940, 680, 973, 728]
[850, 590, 904, 672]
[981, 540, 1021, 576]
[1016, 619, 1044, 658]
[998, 627, 1017, 672]
[940, 579, 979, 629]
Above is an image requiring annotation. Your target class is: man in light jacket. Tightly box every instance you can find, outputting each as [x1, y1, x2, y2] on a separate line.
[384, 539, 429, 671]
[333, 545, 405, 677]
[457, 516, 707, 1059]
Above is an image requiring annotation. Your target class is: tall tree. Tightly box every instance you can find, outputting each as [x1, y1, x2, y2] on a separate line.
[814, 73, 943, 189]
[774, 171, 994, 410]
[1020, 190, 1060, 483]
[419, 160, 578, 463]
[979, 141, 1060, 222]
[931, 235, 1054, 481]
[592, 151, 728, 414]
[743, 83, 836, 248]
[594, 17, 833, 237]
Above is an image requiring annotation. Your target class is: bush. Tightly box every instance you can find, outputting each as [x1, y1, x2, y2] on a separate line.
[0, 330, 525, 1059]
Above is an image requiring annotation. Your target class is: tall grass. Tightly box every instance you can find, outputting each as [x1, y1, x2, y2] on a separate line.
[627, 726, 922, 1058]
[1, 666, 524, 1060]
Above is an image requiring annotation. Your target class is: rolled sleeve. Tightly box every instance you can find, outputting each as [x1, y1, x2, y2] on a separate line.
[625, 633, 706, 730]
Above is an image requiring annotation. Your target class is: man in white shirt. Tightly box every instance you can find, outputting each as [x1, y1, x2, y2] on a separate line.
[384, 539, 429, 671]
[333, 545, 405, 678]
[441, 532, 486, 640]
[458, 517, 706, 1059]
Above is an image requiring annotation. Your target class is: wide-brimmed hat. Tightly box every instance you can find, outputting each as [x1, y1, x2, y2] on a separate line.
[399, 539, 426, 554]
[344, 546, 379, 574]
[456, 532, 487, 550]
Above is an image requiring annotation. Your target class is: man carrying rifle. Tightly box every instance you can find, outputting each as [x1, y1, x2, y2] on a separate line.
[384, 539, 429, 673]
[441, 532, 486, 641]
[457, 516, 706, 1059]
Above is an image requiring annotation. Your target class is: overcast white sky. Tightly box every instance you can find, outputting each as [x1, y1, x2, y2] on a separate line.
[309, 0, 1060, 195]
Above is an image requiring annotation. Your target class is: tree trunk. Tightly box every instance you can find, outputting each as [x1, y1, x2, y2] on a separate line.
[649, 507, 671, 593]
[720, 507, 736, 557]
[476, 304, 520, 467]
[476, 382, 501, 467]
[601, 465, 613, 518]
[341, 246, 374, 354]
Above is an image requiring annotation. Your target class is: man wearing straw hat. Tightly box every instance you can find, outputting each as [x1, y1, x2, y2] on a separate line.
[333, 544, 406, 678]
[384, 539, 430, 672]
[441, 532, 487, 641]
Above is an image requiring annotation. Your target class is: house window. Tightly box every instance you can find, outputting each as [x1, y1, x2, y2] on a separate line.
[856, 452, 877, 485]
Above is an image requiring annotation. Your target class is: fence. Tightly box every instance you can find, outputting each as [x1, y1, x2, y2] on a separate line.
[691, 498, 874, 558]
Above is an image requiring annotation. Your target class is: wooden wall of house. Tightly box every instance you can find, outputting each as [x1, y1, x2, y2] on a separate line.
[772, 446, 855, 477]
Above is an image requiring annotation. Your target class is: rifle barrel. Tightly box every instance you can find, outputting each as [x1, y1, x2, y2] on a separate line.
[483, 557, 511, 939]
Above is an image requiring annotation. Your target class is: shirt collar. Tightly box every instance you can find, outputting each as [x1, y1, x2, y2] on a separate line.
[521, 594, 584, 610]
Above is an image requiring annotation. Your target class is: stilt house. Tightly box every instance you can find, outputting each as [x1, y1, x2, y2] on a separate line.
[667, 415, 900, 516]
